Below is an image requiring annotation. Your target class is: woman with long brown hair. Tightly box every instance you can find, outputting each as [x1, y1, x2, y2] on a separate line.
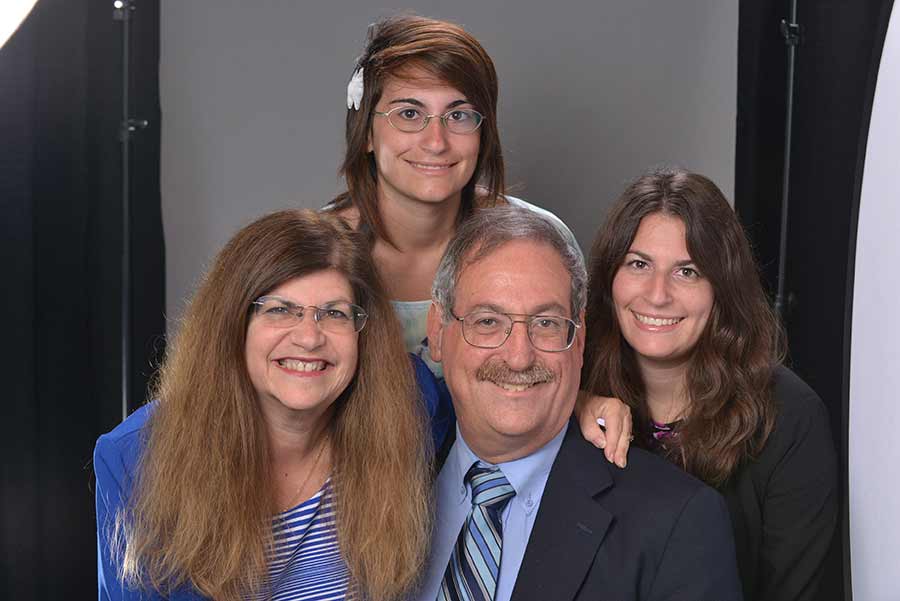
[581, 168, 838, 601]
[331, 14, 633, 463]
[95, 210, 431, 600]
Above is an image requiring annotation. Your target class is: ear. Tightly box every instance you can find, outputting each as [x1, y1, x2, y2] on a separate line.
[367, 126, 374, 153]
[426, 302, 445, 363]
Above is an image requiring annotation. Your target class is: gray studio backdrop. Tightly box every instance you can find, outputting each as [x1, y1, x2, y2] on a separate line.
[160, 1, 737, 323]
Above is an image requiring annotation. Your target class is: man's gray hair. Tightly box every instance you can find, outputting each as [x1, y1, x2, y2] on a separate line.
[431, 206, 587, 321]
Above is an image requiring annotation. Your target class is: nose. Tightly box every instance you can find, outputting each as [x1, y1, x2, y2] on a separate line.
[500, 321, 536, 370]
[645, 271, 673, 306]
[288, 313, 326, 349]
[419, 116, 449, 153]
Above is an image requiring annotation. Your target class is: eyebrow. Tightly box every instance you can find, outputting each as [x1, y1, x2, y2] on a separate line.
[532, 302, 569, 316]
[467, 303, 505, 314]
[387, 97, 471, 110]
[625, 249, 696, 267]
[264, 295, 354, 306]
[467, 302, 570, 317]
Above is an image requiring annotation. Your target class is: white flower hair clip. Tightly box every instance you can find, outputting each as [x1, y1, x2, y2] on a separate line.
[346, 68, 364, 110]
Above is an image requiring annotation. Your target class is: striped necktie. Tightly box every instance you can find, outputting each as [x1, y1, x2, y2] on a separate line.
[437, 464, 516, 601]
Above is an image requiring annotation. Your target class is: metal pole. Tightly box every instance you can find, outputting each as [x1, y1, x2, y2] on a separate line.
[114, 0, 146, 420]
[118, 0, 131, 421]
[776, 0, 802, 317]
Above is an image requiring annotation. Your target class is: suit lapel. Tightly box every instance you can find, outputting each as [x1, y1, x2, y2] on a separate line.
[509, 420, 615, 601]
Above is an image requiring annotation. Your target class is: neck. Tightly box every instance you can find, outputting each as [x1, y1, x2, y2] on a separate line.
[458, 418, 569, 465]
[266, 408, 333, 512]
[376, 186, 461, 252]
[264, 407, 333, 470]
[638, 359, 691, 424]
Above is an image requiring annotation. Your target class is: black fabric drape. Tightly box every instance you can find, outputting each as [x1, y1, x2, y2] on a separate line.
[0, 1, 163, 598]
[736, 1, 894, 599]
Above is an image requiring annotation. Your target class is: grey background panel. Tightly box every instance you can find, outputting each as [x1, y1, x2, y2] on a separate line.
[160, 0, 737, 322]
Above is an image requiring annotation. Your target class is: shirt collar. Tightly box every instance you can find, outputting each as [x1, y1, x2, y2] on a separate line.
[451, 422, 568, 503]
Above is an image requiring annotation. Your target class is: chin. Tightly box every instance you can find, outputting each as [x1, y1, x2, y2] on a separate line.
[412, 187, 460, 204]
[485, 408, 544, 437]
[637, 349, 691, 369]
[627, 338, 677, 359]
[277, 393, 336, 412]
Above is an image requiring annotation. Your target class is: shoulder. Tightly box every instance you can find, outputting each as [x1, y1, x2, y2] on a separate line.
[613, 449, 739, 598]
[768, 366, 833, 449]
[504, 195, 568, 227]
[96, 402, 154, 449]
[320, 203, 361, 230]
[523, 428, 738, 599]
[501, 195, 577, 244]
[411, 353, 440, 412]
[771, 365, 827, 416]
[603, 447, 735, 576]
[732, 366, 836, 489]
[410, 354, 455, 450]
[552, 433, 734, 566]
[614, 446, 722, 511]
[556, 425, 724, 518]
[94, 403, 155, 480]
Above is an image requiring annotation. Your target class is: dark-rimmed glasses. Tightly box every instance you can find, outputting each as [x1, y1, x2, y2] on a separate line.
[373, 106, 484, 134]
[251, 296, 367, 333]
[450, 309, 580, 352]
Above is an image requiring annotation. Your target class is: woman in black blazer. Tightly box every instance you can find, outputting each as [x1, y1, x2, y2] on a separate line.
[579, 168, 837, 601]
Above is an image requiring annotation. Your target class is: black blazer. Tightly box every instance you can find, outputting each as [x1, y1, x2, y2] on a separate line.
[437, 419, 742, 600]
[721, 366, 838, 601]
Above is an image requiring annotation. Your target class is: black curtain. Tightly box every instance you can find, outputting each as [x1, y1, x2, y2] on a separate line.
[0, 0, 163, 598]
[736, 1, 894, 599]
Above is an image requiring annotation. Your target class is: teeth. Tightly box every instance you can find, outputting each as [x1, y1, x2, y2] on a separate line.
[279, 359, 326, 372]
[498, 382, 533, 392]
[634, 313, 681, 327]
[410, 162, 450, 170]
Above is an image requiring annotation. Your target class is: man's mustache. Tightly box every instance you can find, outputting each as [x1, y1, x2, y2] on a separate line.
[476, 359, 555, 386]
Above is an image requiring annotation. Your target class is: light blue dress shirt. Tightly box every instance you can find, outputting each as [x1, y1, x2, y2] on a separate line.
[415, 423, 568, 601]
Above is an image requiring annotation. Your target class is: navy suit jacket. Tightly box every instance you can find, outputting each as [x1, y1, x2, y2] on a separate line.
[437, 419, 743, 601]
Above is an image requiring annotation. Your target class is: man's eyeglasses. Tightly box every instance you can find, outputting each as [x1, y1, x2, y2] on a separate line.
[450, 309, 580, 352]
[251, 296, 367, 333]
[373, 106, 484, 134]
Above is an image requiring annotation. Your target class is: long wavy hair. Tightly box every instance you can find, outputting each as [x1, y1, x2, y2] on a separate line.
[114, 210, 432, 600]
[582, 168, 783, 487]
[332, 14, 506, 245]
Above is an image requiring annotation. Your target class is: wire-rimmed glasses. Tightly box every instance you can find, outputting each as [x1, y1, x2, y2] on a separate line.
[373, 106, 484, 134]
[251, 296, 368, 333]
[450, 309, 580, 352]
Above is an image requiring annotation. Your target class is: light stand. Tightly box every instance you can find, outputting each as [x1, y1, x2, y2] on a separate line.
[776, 0, 802, 318]
[113, 0, 148, 419]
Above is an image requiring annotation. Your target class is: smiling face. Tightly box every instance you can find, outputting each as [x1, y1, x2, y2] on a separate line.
[245, 269, 359, 427]
[427, 240, 583, 463]
[368, 67, 481, 210]
[611, 213, 714, 374]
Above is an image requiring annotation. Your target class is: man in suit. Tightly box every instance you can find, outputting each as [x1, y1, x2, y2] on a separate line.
[415, 206, 742, 601]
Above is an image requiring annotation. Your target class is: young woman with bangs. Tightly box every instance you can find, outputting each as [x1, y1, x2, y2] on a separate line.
[330, 14, 633, 463]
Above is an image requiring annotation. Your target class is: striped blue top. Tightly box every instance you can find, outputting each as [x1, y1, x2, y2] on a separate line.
[250, 480, 348, 601]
